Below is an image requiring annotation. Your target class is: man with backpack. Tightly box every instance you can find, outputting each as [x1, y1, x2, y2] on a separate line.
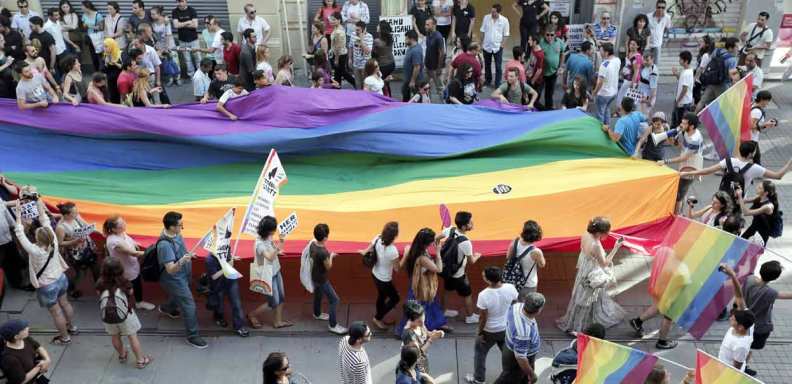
[437, 211, 482, 324]
[695, 37, 738, 113]
[154, 211, 207, 349]
[490, 67, 538, 106]
[502, 220, 545, 301]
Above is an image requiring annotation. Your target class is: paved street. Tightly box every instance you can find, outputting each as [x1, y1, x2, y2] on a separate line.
[2, 75, 792, 383]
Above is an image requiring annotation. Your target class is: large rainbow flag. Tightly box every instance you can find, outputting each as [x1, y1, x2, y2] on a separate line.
[0, 86, 678, 257]
[576, 334, 658, 383]
[695, 350, 762, 383]
[698, 74, 754, 159]
[648, 217, 763, 339]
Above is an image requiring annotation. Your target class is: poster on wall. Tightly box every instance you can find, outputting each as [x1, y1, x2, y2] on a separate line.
[549, 0, 571, 17]
[769, 13, 792, 78]
[380, 15, 412, 68]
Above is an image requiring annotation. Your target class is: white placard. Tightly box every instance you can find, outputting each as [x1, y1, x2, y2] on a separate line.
[241, 149, 288, 236]
[278, 212, 298, 237]
[567, 24, 586, 50]
[203, 207, 242, 279]
[20, 201, 39, 220]
[380, 15, 412, 68]
[73, 223, 96, 239]
[549, 0, 571, 17]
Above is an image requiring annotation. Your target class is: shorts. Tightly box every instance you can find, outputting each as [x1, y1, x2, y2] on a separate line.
[443, 275, 472, 297]
[266, 272, 285, 308]
[104, 310, 142, 336]
[751, 331, 771, 350]
[36, 274, 69, 308]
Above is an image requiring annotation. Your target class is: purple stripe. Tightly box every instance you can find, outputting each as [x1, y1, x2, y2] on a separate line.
[620, 353, 659, 383]
[700, 105, 731, 159]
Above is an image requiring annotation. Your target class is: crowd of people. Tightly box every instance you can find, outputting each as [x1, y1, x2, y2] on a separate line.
[1, 0, 792, 383]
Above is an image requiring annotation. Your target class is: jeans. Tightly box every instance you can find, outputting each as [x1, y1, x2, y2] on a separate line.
[473, 330, 506, 382]
[494, 347, 535, 384]
[542, 73, 558, 110]
[596, 94, 617, 124]
[313, 281, 339, 327]
[177, 39, 201, 78]
[373, 274, 400, 321]
[206, 256, 246, 330]
[160, 275, 199, 337]
[333, 54, 356, 88]
[483, 48, 503, 87]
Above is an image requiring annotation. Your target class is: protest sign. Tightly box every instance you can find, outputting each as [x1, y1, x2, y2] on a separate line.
[241, 149, 288, 236]
[20, 201, 39, 220]
[73, 224, 96, 239]
[567, 24, 586, 50]
[549, 0, 570, 17]
[204, 208, 242, 279]
[278, 212, 298, 237]
[379, 15, 412, 67]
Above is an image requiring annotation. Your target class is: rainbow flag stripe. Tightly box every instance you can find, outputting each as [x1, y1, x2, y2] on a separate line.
[0, 87, 678, 257]
[698, 74, 754, 159]
[695, 350, 762, 383]
[576, 334, 658, 384]
[649, 217, 763, 339]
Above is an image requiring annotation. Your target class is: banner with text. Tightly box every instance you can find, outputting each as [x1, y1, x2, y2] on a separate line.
[567, 24, 586, 50]
[380, 15, 412, 68]
[278, 212, 299, 237]
[204, 207, 242, 279]
[241, 149, 288, 236]
[20, 201, 39, 220]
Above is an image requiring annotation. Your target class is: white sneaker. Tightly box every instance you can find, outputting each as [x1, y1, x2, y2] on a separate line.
[444, 309, 459, 318]
[465, 314, 480, 324]
[313, 313, 330, 321]
[136, 301, 156, 311]
[465, 373, 484, 384]
[328, 324, 348, 335]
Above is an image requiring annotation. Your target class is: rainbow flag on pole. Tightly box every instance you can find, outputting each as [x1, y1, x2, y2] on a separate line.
[695, 350, 762, 383]
[576, 334, 658, 384]
[648, 217, 763, 339]
[698, 74, 754, 159]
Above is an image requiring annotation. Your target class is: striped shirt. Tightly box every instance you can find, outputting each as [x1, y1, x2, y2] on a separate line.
[338, 336, 372, 384]
[504, 302, 541, 358]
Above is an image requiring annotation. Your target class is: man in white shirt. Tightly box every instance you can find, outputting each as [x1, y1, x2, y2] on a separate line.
[658, 112, 702, 212]
[466, 266, 518, 384]
[681, 141, 792, 187]
[196, 16, 223, 63]
[719, 264, 755, 372]
[341, 0, 370, 39]
[43, 9, 66, 64]
[192, 58, 213, 101]
[593, 42, 620, 124]
[646, 0, 671, 67]
[479, 4, 509, 87]
[437, 211, 482, 324]
[216, 79, 248, 121]
[740, 12, 774, 66]
[743, 53, 764, 96]
[132, 37, 163, 103]
[338, 322, 373, 384]
[11, 0, 38, 38]
[671, 50, 694, 128]
[237, 4, 270, 46]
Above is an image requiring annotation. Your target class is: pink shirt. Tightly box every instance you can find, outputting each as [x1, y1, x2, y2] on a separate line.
[107, 233, 140, 281]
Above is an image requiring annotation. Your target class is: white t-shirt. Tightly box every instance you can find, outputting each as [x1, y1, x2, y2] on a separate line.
[750, 106, 764, 141]
[364, 75, 384, 95]
[476, 283, 519, 332]
[515, 241, 542, 288]
[141, 44, 162, 73]
[718, 326, 754, 371]
[211, 28, 225, 63]
[679, 129, 703, 172]
[442, 227, 473, 278]
[743, 22, 774, 59]
[432, 0, 453, 26]
[646, 13, 671, 48]
[237, 16, 271, 46]
[717, 157, 766, 186]
[598, 57, 620, 97]
[371, 236, 399, 282]
[43, 20, 67, 55]
[677, 68, 694, 105]
[218, 88, 249, 104]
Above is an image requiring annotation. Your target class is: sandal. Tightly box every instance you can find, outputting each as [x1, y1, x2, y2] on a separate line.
[51, 335, 72, 345]
[247, 314, 263, 329]
[136, 355, 153, 369]
[118, 351, 128, 363]
[273, 321, 294, 329]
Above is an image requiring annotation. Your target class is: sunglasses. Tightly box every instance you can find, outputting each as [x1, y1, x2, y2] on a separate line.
[602, 17, 610, 20]
[248, 10, 256, 14]
[18, 4, 28, 7]
[656, 6, 665, 9]
[545, 33, 554, 36]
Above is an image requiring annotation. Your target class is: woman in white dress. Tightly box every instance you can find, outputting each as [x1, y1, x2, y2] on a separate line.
[556, 217, 625, 334]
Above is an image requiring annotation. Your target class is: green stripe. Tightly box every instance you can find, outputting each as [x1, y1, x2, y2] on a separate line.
[8, 117, 624, 205]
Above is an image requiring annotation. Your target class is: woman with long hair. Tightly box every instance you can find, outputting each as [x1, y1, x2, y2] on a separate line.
[131, 68, 170, 107]
[615, 37, 643, 108]
[274, 55, 294, 86]
[363, 58, 384, 95]
[256, 44, 275, 83]
[329, 11, 356, 88]
[12, 199, 76, 345]
[54, 201, 99, 300]
[104, 1, 126, 51]
[95, 257, 152, 368]
[314, 0, 340, 40]
[625, 13, 650, 53]
[561, 74, 589, 110]
[103, 215, 155, 311]
[312, 48, 339, 88]
[447, 63, 477, 104]
[59, 0, 82, 54]
[81, 0, 103, 70]
[687, 191, 733, 229]
[548, 11, 568, 40]
[738, 180, 781, 246]
[400, 301, 444, 375]
[262, 352, 297, 384]
[373, 20, 395, 96]
[304, 20, 328, 67]
[248, 216, 293, 329]
[359, 221, 400, 329]
[396, 228, 448, 335]
[395, 344, 437, 384]
[101, 37, 122, 102]
[60, 55, 85, 105]
[557, 217, 626, 334]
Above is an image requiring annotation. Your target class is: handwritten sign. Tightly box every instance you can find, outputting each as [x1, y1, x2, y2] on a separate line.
[20, 201, 39, 220]
[73, 223, 96, 239]
[380, 15, 412, 68]
[278, 212, 298, 237]
[567, 24, 586, 50]
[549, 0, 571, 17]
[241, 149, 288, 236]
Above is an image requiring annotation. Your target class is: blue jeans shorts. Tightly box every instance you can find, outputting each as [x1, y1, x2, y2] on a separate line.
[36, 274, 69, 308]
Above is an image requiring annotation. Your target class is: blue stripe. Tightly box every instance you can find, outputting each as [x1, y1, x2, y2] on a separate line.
[706, 100, 737, 156]
[604, 349, 646, 384]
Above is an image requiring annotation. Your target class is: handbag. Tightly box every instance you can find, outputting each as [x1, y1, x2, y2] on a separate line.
[362, 238, 378, 268]
[249, 260, 273, 296]
[585, 265, 615, 289]
[411, 257, 438, 302]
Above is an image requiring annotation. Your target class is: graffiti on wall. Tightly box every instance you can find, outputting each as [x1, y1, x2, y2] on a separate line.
[666, 0, 737, 30]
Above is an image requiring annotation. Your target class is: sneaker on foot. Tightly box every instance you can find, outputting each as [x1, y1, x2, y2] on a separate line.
[465, 314, 480, 324]
[444, 309, 459, 318]
[629, 318, 644, 337]
[236, 328, 250, 337]
[313, 313, 330, 321]
[744, 367, 757, 377]
[136, 301, 156, 311]
[655, 339, 678, 350]
[158, 305, 181, 319]
[186, 336, 208, 349]
[328, 324, 348, 335]
[464, 373, 484, 384]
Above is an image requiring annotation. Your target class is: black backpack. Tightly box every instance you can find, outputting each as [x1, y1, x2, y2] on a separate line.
[768, 207, 784, 238]
[100, 287, 130, 324]
[362, 238, 379, 268]
[700, 50, 730, 86]
[440, 228, 467, 279]
[719, 157, 753, 195]
[502, 238, 535, 291]
[140, 237, 175, 282]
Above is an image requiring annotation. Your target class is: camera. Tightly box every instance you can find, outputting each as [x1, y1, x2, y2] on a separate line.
[686, 196, 698, 205]
[21, 191, 39, 201]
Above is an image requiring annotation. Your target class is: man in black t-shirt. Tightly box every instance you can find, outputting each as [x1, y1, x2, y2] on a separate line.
[27, 16, 56, 71]
[409, 0, 432, 38]
[451, 0, 475, 39]
[201, 64, 237, 102]
[172, 0, 200, 78]
[309, 223, 347, 335]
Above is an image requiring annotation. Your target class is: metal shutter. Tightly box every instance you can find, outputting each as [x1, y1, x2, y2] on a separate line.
[306, 0, 381, 35]
[39, 0, 231, 32]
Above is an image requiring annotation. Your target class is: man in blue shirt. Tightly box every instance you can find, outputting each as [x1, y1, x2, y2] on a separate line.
[603, 97, 647, 155]
[402, 29, 424, 102]
[157, 211, 208, 348]
[494, 292, 544, 384]
[563, 40, 594, 91]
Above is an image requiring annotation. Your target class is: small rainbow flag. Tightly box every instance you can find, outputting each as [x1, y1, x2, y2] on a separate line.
[576, 334, 658, 383]
[649, 217, 763, 339]
[698, 74, 754, 159]
[695, 350, 762, 383]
